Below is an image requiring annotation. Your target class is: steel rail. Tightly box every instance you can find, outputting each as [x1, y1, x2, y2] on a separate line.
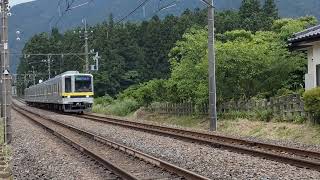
[78, 113, 320, 171]
[13, 106, 138, 180]
[14, 98, 320, 171]
[13, 103, 210, 180]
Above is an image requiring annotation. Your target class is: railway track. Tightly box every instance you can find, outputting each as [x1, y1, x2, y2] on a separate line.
[14, 98, 320, 171]
[12, 103, 209, 180]
[77, 113, 320, 171]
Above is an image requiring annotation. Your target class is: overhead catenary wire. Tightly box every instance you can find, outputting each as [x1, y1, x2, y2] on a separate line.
[154, 0, 179, 14]
[52, 0, 77, 27]
[49, 0, 94, 29]
[47, 0, 65, 29]
[115, 0, 152, 24]
[22, 0, 155, 75]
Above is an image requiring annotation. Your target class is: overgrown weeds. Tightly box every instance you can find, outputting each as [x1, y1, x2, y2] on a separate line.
[93, 97, 139, 116]
[219, 109, 307, 124]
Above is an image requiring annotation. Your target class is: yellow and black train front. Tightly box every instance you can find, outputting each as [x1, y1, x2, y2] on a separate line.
[61, 72, 94, 112]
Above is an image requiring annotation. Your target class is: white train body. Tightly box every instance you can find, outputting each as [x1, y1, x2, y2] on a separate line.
[24, 71, 94, 113]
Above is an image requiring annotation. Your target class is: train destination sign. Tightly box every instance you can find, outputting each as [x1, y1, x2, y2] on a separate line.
[75, 76, 91, 81]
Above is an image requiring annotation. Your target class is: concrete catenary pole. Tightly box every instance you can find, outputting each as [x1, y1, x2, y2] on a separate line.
[32, 66, 35, 85]
[83, 18, 89, 73]
[1, 0, 12, 143]
[47, 54, 51, 79]
[208, 0, 217, 131]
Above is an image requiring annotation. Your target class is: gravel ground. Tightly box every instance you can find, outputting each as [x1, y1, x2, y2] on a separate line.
[23, 108, 180, 179]
[93, 112, 320, 153]
[15, 102, 320, 180]
[11, 110, 116, 180]
[16, 100, 320, 152]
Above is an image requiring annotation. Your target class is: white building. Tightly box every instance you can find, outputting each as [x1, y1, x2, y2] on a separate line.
[289, 25, 320, 90]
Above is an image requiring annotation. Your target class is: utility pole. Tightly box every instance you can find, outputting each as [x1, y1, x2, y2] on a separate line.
[32, 66, 35, 85]
[23, 74, 27, 90]
[207, 0, 217, 131]
[47, 54, 51, 79]
[153, 0, 217, 131]
[1, 0, 12, 143]
[83, 18, 89, 73]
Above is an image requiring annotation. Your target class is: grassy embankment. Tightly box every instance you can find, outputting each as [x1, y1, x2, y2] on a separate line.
[92, 99, 320, 146]
[137, 113, 320, 145]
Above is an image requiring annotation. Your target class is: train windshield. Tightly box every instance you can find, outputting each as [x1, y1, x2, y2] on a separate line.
[65, 76, 72, 93]
[75, 75, 92, 92]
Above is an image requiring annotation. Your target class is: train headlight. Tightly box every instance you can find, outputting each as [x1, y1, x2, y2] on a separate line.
[86, 95, 89, 98]
[67, 96, 71, 98]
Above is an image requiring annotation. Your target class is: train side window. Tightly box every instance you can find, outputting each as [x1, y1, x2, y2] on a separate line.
[65, 76, 71, 93]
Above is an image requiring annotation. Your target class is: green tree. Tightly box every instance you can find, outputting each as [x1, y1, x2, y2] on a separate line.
[130, 25, 309, 105]
[239, 0, 262, 32]
[262, 0, 279, 30]
[263, 0, 278, 19]
[272, 16, 317, 39]
[216, 10, 241, 33]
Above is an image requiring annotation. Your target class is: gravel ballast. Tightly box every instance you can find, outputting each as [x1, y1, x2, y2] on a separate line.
[93, 112, 320, 153]
[13, 100, 320, 179]
[11, 110, 115, 180]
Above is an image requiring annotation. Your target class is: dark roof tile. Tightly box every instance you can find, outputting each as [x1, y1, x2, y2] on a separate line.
[288, 24, 320, 42]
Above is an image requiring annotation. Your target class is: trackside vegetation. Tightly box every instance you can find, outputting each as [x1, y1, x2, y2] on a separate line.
[17, 0, 320, 125]
[303, 88, 320, 122]
[107, 16, 315, 114]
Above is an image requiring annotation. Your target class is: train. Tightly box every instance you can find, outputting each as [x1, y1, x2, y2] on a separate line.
[24, 71, 94, 113]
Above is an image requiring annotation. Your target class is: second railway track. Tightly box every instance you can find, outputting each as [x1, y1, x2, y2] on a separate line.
[13, 102, 209, 180]
[77, 113, 320, 171]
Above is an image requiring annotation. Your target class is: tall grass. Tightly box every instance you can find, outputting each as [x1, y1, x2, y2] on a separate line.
[220, 109, 306, 123]
[93, 98, 139, 116]
[220, 109, 273, 122]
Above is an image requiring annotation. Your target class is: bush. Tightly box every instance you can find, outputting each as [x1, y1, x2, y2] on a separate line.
[276, 88, 294, 97]
[219, 111, 256, 120]
[94, 95, 114, 106]
[303, 88, 320, 119]
[220, 109, 273, 122]
[119, 79, 168, 106]
[292, 115, 307, 124]
[255, 109, 273, 122]
[93, 98, 139, 116]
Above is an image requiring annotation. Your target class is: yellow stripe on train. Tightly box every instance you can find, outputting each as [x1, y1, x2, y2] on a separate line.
[62, 92, 94, 97]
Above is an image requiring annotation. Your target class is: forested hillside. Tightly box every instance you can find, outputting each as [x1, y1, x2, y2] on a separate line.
[17, 0, 316, 108]
[10, 0, 320, 71]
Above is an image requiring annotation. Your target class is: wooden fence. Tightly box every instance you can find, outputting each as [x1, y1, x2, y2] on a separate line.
[146, 94, 305, 119]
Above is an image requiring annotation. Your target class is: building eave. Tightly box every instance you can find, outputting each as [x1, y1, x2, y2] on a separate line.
[288, 35, 320, 50]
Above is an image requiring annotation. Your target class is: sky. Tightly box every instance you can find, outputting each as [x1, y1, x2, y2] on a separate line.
[11, 0, 34, 6]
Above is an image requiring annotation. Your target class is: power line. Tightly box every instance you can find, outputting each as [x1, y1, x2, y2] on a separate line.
[49, 0, 94, 29]
[47, 0, 66, 29]
[154, 0, 178, 14]
[53, 0, 77, 27]
[115, 0, 152, 24]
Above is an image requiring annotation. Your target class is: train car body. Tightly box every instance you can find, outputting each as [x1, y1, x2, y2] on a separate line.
[24, 71, 94, 113]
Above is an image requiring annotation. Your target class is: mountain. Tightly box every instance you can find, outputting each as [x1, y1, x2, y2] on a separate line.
[8, 0, 320, 72]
